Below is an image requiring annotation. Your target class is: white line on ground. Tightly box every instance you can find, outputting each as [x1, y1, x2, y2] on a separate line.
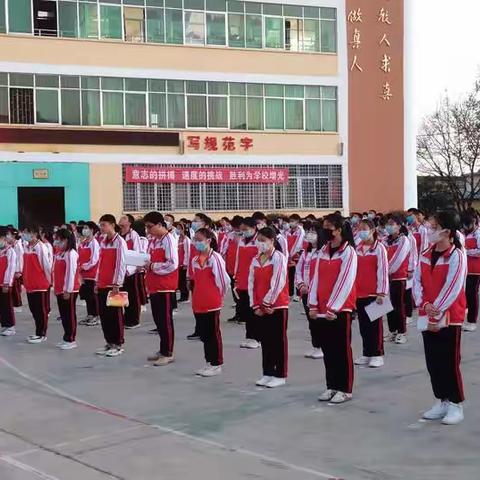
[0, 455, 62, 480]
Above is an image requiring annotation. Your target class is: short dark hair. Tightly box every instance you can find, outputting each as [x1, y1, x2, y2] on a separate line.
[252, 211, 267, 221]
[143, 211, 165, 227]
[56, 228, 77, 251]
[99, 214, 116, 225]
[289, 214, 301, 222]
[165, 213, 175, 221]
[84, 221, 99, 234]
[241, 217, 256, 229]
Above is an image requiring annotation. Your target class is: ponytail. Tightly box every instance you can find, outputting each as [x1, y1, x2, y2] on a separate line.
[196, 228, 218, 252]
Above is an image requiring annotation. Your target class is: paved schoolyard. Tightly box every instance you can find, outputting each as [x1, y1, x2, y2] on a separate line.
[0, 296, 479, 480]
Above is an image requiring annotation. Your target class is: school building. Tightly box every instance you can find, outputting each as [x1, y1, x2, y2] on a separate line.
[0, 0, 416, 227]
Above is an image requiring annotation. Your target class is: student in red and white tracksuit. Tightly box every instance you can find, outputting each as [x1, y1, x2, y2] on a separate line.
[95, 215, 127, 357]
[383, 215, 410, 344]
[0, 227, 17, 336]
[119, 215, 142, 328]
[249, 227, 289, 388]
[78, 222, 100, 325]
[144, 212, 179, 366]
[7, 230, 23, 308]
[53, 229, 80, 348]
[461, 211, 480, 332]
[235, 217, 260, 348]
[190, 229, 229, 377]
[285, 214, 305, 297]
[22, 228, 52, 343]
[295, 225, 324, 359]
[308, 214, 357, 403]
[176, 222, 191, 303]
[413, 212, 467, 425]
[404, 231, 419, 323]
[355, 220, 389, 368]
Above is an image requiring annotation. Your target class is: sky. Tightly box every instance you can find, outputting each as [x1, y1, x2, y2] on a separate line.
[413, 0, 480, 124]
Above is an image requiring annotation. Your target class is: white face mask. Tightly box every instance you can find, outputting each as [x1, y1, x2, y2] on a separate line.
[257, 240, 271, 254]
[306, 232, 318, 244]
[82, 228, 92, 238]
[428, 229, 447, 244]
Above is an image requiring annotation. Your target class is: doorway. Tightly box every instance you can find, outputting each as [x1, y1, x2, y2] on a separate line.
[17, 187, 65, 229]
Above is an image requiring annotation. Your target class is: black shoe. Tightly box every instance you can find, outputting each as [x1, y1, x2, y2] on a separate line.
[227, 316, 239, 323]
[187, 333, 201, 340]
[236, 319, 246, 325]
[149, 328, 158, 334]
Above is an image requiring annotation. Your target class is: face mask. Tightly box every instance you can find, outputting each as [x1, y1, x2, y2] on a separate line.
[289, 221, 298, 229]
[82, 228, 92, 238]
[306, 232, 318, 244]
[406, 215, 416, 226]
[191, 221, 202, 232]
[323, 228, 334, 241]
[53, 239, 61, 248]
[385, 225, 398, 236]
[194, 240, 208, 252]
[351, 216, 360, 225]
[175, 228, 182, 236]
[23, 233, 33, 243]
[428, 229, 447, 244]
[358, 230, 371, 242]
[243, 229, 255, 239]
[367, 213, 375, 221]
[165, 221, 172, 229]
[257, 241, 270, 254]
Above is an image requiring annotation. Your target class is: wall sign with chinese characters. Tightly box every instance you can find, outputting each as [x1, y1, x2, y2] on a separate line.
[183, 134, 254, 153]
[125, 167, 289, 184]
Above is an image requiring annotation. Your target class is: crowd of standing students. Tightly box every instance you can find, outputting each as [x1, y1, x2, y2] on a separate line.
[0, 207, 476, 425]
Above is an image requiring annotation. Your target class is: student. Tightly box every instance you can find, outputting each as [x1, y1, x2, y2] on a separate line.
[22, 227, 52, 344]
[144, 212, 179, 367]
[404, 229, 419, 326]
[383, 213, 410, 344]
[407, 208, 429, 254]
[461, 210, 480, 332]
[119, 214, 142, 329]
[349, 212, 362, 246]
[217, 216, 232, 253]
[78, 221, 100, 327]
[413, 211, 467, 425]
[175, 222, 191, 303]
[308, 214, 357, 404]
[354, 219, 389, 368]
[249, 227, 289, 388]
[53, 229, 80, 350]
[235, 217, 260, 349]
[190, 228, 229, 377]
[0, 226, 17, 336]
[295, 223, 325, 359]
[7, 228, 23, 311]
[132, 219, 149, 311]
[285, 214, 305, 300]
[95, 215, 128, 358]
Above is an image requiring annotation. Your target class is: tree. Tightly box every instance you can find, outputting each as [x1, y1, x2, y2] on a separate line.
[417, 80, 480, 212]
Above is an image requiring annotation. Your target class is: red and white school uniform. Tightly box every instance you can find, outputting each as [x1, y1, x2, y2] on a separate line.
[96, 234, 128, 347]
[121, 229, 142, 327]
[308, 242, 357, 394]
[23, 241, 52, 338]
[383, 234, 410, 335]
[248, 249, 289, 379]
[12, 239, 23, 308]
[409, 223, 429, 254]
[146, 233, 179, 358]
[355, 241, 389, 358]
[177, 235, 191, 302]
[0, 246, 17, 329]
[78, 237, 100, 318]
[285, 226, 305, 296]
[54, 249, 80, 343]
[191, 250, 229, 366]
[464, 228, 480, 325]
[221, 231, 240, 278]
[413, 245, 467, 404]
[276, 233, 288, 258]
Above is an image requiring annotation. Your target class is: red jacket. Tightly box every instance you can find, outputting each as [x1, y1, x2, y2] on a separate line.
[178, 235, 191, 268]
[221, 231, 240, 277]
[285, 227, 305, 259]
[0, 246, 17, 287]
[23, 241, 52, 292]
[464, 228, 480, 275]
[295, 249, 320, 291]
[234, 233, 258, 291]
[146, 233, 179, 293]
[409, 223, 429, 254]
[355, 241, 389, 298]
[96, 234, 127, 289]
[308, 242, 357, 317]
[249, 249, 289, 310]
[191, 250, 229, 313]
[413, 245, 467, 327]
[78, 238, 100, 281]
[54, 250, 80, 295]
[383, 234, 410, 281]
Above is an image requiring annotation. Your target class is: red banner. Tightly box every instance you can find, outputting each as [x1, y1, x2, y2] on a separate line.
[125, 167, 289, 184]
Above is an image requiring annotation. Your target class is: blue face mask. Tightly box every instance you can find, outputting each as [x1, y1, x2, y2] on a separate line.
[367, 213, 375, 220]
[243, 229, 255, 239]
[23, 233, 33, 243]
[406, 215, 415, 226]
[358, 231, 371, 241]
[351, 216, 360, 225]
[191, 221, 201, 232]
[195, 240, 208, 252]
[386, 225, 398, 236]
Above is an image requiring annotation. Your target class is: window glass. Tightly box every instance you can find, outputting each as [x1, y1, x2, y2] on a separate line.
[321, 7, 336, 20]
[206, 0, 226, 11]
[228, 13, 244, 47]
[283, 5, 302, 17]
[264, 17, 283, 48]
[186, 81, 206, 94]
[10, 73, 34, 87]
[102, 91, 124, 125]
[185, 0, 204, 9]
[187, 96, 207, 127]
[0, 0, 5, 33]
[285, 99, 303, 129]
[167, 80, 184, 93]
[8, 0, 32, 33]
[126, 93, 147, 125]
[36, 75, 59, 88]
[208, 97, 228, 127]
[322, 99, 337, 131]
[285, 85, 303, 98]
[185, 11, 205, 44]
[227, 0, 243, 13]
[247, 83, 262, 96]
[265, 84, 283, 97]
[165, 8, 183, 43]
[0, 87, 9, 123]
[305, 86, 321, 98]
[321, 19, 336, 52]
[79, 3, 99, 39]
[229, 82, 245, 96]
[58, 1, 78, 38]
[245, 2, 260, 14]
[322, 86, 337, 99]
[247, 97, 263, 130]
[149, 79, 166, 92]
[206, 13, 225, 45]
[304, 19, 319, 51]
[124, 6, 145, 42]
[146, 0, 164, 5]
[245, 14, 261, 48]
[303, 6, 319, 19]
[149, 92, 167, 127]
[36, 90, 59, 123]
[208, 82, 228, 94]
[81, 90, 101, 125]
[229, 96, 246, 129]
[167, 94, 185, 127]
[262, 3, 281, 16]
[0, 73, 7, 86]
[102, 77, 124, 90]
[100, 5, 122, 39]
[285, 18, 303, 51]
[265, 98, 283, 129]
[146, 7, 164, 42]
[9, 88, 34, 124]
[61, 89, 81, 125]
[126, 78, 147, 91]
[305, 99, 321, 131]
[165, 0, 182, 7]
[81, 76, 100, 90]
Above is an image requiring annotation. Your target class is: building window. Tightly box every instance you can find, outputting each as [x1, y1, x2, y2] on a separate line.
[79, 2, 98, 39]
[58, 1, 78, 38]
[100, 5, 122, 40]
[8, 0, 32, 34]
[124, 6, 145, 42]
[146, 7, 164, 43]
[10, 88, 34, 124]
[33, 0, 58, 37]
[165, 7, 183, 44]
[36, 89, 59, 123]
[185, 10, 205, 44]
[0, 0, 6, 34]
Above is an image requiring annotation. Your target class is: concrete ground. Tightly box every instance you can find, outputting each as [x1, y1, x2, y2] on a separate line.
[0, 296, 479, 480]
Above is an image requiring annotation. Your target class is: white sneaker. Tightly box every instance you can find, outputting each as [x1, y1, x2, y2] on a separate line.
[59, 341, 78, 350]
[441, 403, 464, 425]
[85, 317, 100, 327]
[369, 356, 384, 368]
[1, 327, 16, 336]
[395, 333, 407, 344]
[256, 376, 273, 387]
[329, 391, 353, 404]
[406, 317, 413, 325]
[125, 324, 140, 330]
[79, 315, 92, 325]
[318, 389, 336, 402]
[195, 364, 211, 376]
[14, 307, 22, 313]
[384, 332, 397, 342]
[304, 348, 324, 359]
[27, 336, 47, 344]
[422, 400, 449, 420]
[141, 305, 147, 313]
[199, 365, 222, 377]
[240, 339, 260, 349]
[354, 356, 370, 366]
[105, 346, 124, 357]
[95, 344, 111, 356]
[462, 323, 477, 332]
[265, 377, 286, 388]
[292, 295, 300, 303]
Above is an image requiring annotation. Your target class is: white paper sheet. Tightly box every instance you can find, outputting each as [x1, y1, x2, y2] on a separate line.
[365, 296, 394, 322]
[417, 314, 447, 332]
[406, 278, 413, 289]
[125, 251, 150, 267]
